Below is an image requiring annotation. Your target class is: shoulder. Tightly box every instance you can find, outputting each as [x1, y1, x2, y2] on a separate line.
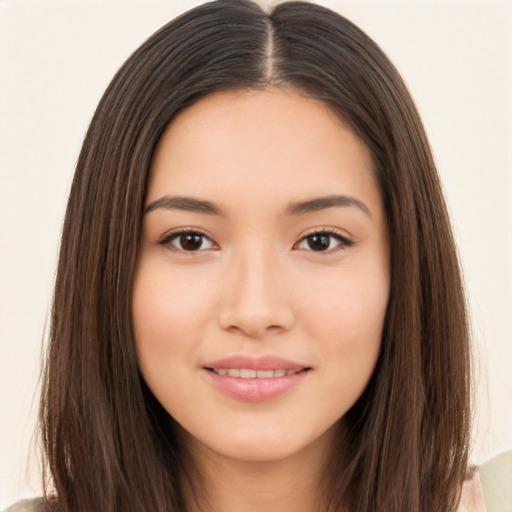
[459, 467, 486, 512]
[2, 498, 43, 512]
[479, 449, 512, 512]
[460, 450, 512, 512]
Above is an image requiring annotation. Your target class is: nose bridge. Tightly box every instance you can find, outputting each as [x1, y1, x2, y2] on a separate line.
[236, 243, 276, 304]
[218, 240, 293, 336]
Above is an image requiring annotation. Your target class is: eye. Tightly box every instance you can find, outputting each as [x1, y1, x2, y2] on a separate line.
[295, 230, 353, 253]
[159, 230, 218, 252]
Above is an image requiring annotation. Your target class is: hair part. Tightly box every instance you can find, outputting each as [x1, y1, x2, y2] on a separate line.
[40, 1, 471, 511]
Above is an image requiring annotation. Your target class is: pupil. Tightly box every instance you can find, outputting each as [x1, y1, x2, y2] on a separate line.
[308, 234, 330, 251]
[181, 234, 202, 250]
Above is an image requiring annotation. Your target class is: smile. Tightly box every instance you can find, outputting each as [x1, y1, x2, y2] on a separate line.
[203, 355, 311, 401]
[210, 368, 302, 378]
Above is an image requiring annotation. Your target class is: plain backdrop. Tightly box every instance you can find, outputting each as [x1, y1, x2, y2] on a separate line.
[1, 0, 511, 507]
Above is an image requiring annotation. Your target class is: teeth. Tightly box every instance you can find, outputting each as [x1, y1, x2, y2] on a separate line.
[212, 368, 302, 378]
[240, 369, 257, 378]
[256, 370, 274, 378]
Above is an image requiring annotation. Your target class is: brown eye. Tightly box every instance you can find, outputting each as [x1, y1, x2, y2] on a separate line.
[159, 231, 217, 252]
[295, 231, 353, 253]
[179, 233, 204, 251]
[306, 234, 331, 251]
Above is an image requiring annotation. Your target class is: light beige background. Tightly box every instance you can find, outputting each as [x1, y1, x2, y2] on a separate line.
[1, 0, 511, 507]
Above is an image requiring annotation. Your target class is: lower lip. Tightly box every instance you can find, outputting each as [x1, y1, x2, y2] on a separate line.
[204, 369, 309, 402]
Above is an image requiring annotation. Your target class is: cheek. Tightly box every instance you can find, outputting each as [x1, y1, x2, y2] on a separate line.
[131, 260, 220, 417]
[131, 260, 220, 393]
[299, 263, 389, 369]
[133, 260, 214, 343]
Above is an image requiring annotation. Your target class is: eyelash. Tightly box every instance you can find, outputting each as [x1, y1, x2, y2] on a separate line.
[294, 228, 354, 254]
[158, 228, 354, 254]
[158, 228, 217, 253]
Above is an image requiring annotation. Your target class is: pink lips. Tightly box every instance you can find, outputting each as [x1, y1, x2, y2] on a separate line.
[203, 355, 310, 402]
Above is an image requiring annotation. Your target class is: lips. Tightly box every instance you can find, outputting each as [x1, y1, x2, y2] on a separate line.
[203, 355, 311, 401]
[204, 354, 308, 372]
[210, 368, 300, 378]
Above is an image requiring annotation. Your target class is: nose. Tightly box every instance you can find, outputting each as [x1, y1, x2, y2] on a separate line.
[217, 247, 295, 338]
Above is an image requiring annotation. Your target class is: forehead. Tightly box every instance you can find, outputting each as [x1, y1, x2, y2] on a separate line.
[147, 88, 382, 216]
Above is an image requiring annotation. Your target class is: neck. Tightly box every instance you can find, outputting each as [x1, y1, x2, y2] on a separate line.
[182, 427, 338, 512]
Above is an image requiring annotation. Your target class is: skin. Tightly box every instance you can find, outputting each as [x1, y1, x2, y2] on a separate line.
[133, 87, 390, 512]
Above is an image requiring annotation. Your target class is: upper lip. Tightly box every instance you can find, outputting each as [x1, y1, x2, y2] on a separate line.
[203, 355, 310, 371]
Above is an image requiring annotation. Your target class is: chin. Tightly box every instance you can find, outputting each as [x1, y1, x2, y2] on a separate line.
[187, 421, 338, 465]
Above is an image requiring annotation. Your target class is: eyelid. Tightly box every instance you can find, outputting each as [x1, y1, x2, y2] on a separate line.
[293, 227, 354, 253]
[158, 227, 219, 252]
[156, 226, 353, 254]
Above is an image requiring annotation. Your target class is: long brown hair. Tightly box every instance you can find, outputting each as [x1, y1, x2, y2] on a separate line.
[40, 1, 471, 511]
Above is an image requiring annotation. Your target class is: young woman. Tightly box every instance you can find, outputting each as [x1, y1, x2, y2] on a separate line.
[5, 0, 482, 510]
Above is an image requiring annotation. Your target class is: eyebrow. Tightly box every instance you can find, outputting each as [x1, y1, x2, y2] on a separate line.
[144, 194, 371, 218]
[285, 195, 371, 217]
[144, 195, 226, 216]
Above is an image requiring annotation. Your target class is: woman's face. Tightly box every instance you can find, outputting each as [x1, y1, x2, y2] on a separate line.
[133, 88, 389, 463]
